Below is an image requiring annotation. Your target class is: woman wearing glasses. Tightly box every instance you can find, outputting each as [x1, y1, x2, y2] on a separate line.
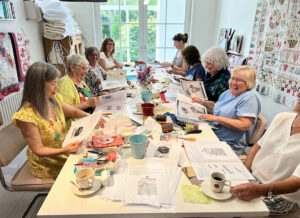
[99, 38, 123, 71]
[192, 66, 261, 154]
[58, 54, 99, 130]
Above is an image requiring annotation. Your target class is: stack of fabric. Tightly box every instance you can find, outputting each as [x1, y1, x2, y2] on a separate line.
[40, 0, 81, 40]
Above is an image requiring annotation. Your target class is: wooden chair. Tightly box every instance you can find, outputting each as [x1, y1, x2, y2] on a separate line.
[240, 114, 267, 160]
[0, 122, 54, 217]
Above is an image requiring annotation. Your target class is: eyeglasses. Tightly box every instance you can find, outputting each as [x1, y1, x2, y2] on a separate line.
[230, 77, 246, 83]
[107, 42, 115, 46]
[90, 53, 99, 57]
[76, 65, 88, 71]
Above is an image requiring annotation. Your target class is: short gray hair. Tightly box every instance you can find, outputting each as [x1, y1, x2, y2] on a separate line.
[66, 54, 89, 72]
[231, 66, 256, 90]
[21, 62, 60, 119]
[202, 47, 230, 71]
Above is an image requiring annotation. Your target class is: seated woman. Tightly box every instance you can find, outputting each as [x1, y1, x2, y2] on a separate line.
[193, 66, 261, 153]
[201, 47, 231, 102]
[160, 33, 188, 74]
[84, 47, 110, 96]
[58, 54, 99, 129]
[99, 38, 123, 71]
[230, 92, 300, 216]
[174, 45, 205, 81]
[12, 62, 88, 179]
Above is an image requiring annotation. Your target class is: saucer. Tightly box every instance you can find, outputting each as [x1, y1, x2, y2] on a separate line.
[133, 110, 143, 115]
[200, 179, 233, 201]
[72, 179, 101, 197]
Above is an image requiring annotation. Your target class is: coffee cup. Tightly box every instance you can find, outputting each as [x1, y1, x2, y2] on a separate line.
[136, 102, 142, 113]
[210, 172, 231, 193]
[76, 168, 95, 189]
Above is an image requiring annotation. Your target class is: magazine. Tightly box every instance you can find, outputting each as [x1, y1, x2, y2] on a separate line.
[180, 80, 207, 100]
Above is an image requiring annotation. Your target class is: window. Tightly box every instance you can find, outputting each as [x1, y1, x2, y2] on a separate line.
[98, 0, 186, 62]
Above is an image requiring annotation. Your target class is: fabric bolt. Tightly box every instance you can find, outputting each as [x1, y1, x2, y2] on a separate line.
[84, 64, 107, 96]
[252, 112, 300, 203]
[0, 33, 20, 100]
[203, 68, 231, 102]
[172, 50, 183, 68]
[9, 32, 31, 82]
[100, 52, 114, 69]
[213, 90, 261, 153]
[57, 75, 91, 130]
[184, 63, 206, 81]
[12, 93, 68, 179]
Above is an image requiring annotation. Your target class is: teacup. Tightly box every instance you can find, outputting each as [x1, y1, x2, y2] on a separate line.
[136, 102, 142, 113]
[120, 129, 134, 144]
[76, 168, 95, 189]
[210, 172, 231, 193]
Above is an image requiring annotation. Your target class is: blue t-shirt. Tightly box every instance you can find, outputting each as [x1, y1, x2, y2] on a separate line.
[212, 89, 261, 153]
[184, 63, 206, 81]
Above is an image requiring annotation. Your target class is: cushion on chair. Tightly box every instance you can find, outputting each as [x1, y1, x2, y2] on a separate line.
[0, 123, 27, 167]
[11, 161, 54, 191]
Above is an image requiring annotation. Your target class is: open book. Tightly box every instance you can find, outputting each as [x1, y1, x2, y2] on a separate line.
[180, 80, 207, 100]
[176, 94, 207, 119]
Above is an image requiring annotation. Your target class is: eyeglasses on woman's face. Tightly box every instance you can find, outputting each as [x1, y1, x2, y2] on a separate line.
[107, 42, 115, 46]
[230, 76, 246, 83]
[75, 65, 88, 71]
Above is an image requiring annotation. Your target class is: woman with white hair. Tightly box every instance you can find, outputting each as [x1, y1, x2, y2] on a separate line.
[193, 66, 261, 153]
[201, 47, 231, 102]
[58, 54, 99, 129]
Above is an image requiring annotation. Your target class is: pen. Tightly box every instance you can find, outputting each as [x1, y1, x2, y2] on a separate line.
[88, 150, 107, 155]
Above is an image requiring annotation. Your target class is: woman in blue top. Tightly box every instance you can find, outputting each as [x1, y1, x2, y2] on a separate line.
[174, 45, 206, 82]
[192, 66, 261, 153]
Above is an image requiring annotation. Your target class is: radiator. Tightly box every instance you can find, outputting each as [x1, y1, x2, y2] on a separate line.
[0, 90, 23, 125]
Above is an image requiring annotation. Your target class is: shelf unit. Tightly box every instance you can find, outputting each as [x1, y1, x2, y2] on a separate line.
[0, 0, 16, 20]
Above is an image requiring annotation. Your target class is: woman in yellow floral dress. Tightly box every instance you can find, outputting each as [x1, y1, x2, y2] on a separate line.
[12, 62, 93, 179]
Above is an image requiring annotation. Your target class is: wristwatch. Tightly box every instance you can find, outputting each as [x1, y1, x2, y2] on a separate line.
[267, 184, 272, 198]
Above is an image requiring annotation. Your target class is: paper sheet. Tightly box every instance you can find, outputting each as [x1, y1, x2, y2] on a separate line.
[181, 80, 208, 100]
[101, 80, 128, 90]
[176, 94, 207, 119]
[62, 111, 102, 147]
[95, 90, 127, 112]
[106, 69, 127, 80]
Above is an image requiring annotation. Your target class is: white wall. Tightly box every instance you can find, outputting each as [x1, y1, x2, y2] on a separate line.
[0, 0, 44, 63]
[189, 0, 217, 54]
[213, 0, 258, 56]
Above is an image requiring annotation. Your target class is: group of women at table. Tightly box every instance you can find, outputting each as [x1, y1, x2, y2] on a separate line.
[11, 32, 300, 216]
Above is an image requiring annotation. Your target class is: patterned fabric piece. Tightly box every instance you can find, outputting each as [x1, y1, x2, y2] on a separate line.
[172, 50, 183, 68]
[75, 83, 94, 114]
[12, 94, 68, 179]
[84, 63, 106, 96]
[203, 68, 231, 102]
[9, 32, 31, 82]
[0, 33, 20, 100]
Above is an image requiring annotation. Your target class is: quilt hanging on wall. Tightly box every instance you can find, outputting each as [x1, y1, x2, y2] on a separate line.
[248, 0, 300, 108]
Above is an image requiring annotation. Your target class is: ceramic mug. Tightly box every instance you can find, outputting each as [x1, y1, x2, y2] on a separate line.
[210, 172, 231, 193]
[76, 168, 95, 189]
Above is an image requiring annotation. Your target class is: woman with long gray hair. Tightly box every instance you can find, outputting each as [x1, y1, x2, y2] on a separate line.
[12, 62, 103, 179]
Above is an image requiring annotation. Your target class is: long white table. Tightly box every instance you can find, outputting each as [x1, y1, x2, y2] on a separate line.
[38, 74, 269, 217]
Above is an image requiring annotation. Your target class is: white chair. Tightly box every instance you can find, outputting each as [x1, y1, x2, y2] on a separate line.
[0, 122, 54, 217]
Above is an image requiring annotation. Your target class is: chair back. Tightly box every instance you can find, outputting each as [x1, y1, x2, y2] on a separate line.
[0, 122, 27, 167]
[249, 114, 267, 145]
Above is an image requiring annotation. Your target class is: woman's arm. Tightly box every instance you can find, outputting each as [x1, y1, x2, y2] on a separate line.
[72, 97, 99, 111]
[17, 120, 82, 157]
[113, 58, 123, 68]
[230, 176, 300, 202]
[171, 69, 186, 76]
[173, 62, 188, 73]
[99, 59, 115, 71]
[198, 115, 254, 132]
[62, 102, 88, 118]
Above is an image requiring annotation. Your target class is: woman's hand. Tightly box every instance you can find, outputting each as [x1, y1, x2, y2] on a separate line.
[174, 77, 181, 82]
[230, 183, 266, 202]
[64, 141, 83, 153]
[160, 62, 171, 68]
[198, 114, 218, 122]
[192, 97, 205, 105]
[115, 62, 123, 68]
[98, 117, 106, 128]
[87, 97, 99, 107]
[166, 69, 173, 74]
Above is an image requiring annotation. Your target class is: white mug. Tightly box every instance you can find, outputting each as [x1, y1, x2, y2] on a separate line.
[136, 103, 142, 112]
[76, 168, 95, 189]
[210, 172, 231, 193]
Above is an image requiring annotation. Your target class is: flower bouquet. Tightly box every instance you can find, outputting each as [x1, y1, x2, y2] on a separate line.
[137, 66, 153, 90]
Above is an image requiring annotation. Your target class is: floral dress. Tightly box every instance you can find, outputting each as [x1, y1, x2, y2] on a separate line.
[12, 94, 68, 179]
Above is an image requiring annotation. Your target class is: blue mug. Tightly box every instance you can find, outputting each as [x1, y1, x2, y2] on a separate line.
[141, 90, 152, 103]
[129, 134, 148, 159]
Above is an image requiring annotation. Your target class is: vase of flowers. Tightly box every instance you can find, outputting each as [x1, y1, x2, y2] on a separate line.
[137, 66, 153, 90]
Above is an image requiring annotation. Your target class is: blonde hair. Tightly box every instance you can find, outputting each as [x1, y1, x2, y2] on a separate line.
[231, 66, 256, 90]
[66, 54, 89, 73]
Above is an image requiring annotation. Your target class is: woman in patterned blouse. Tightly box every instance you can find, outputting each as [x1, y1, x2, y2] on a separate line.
[160, 33, 189, 75]
[12, 62, 90, 179]
[84, 47, 110, 96]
